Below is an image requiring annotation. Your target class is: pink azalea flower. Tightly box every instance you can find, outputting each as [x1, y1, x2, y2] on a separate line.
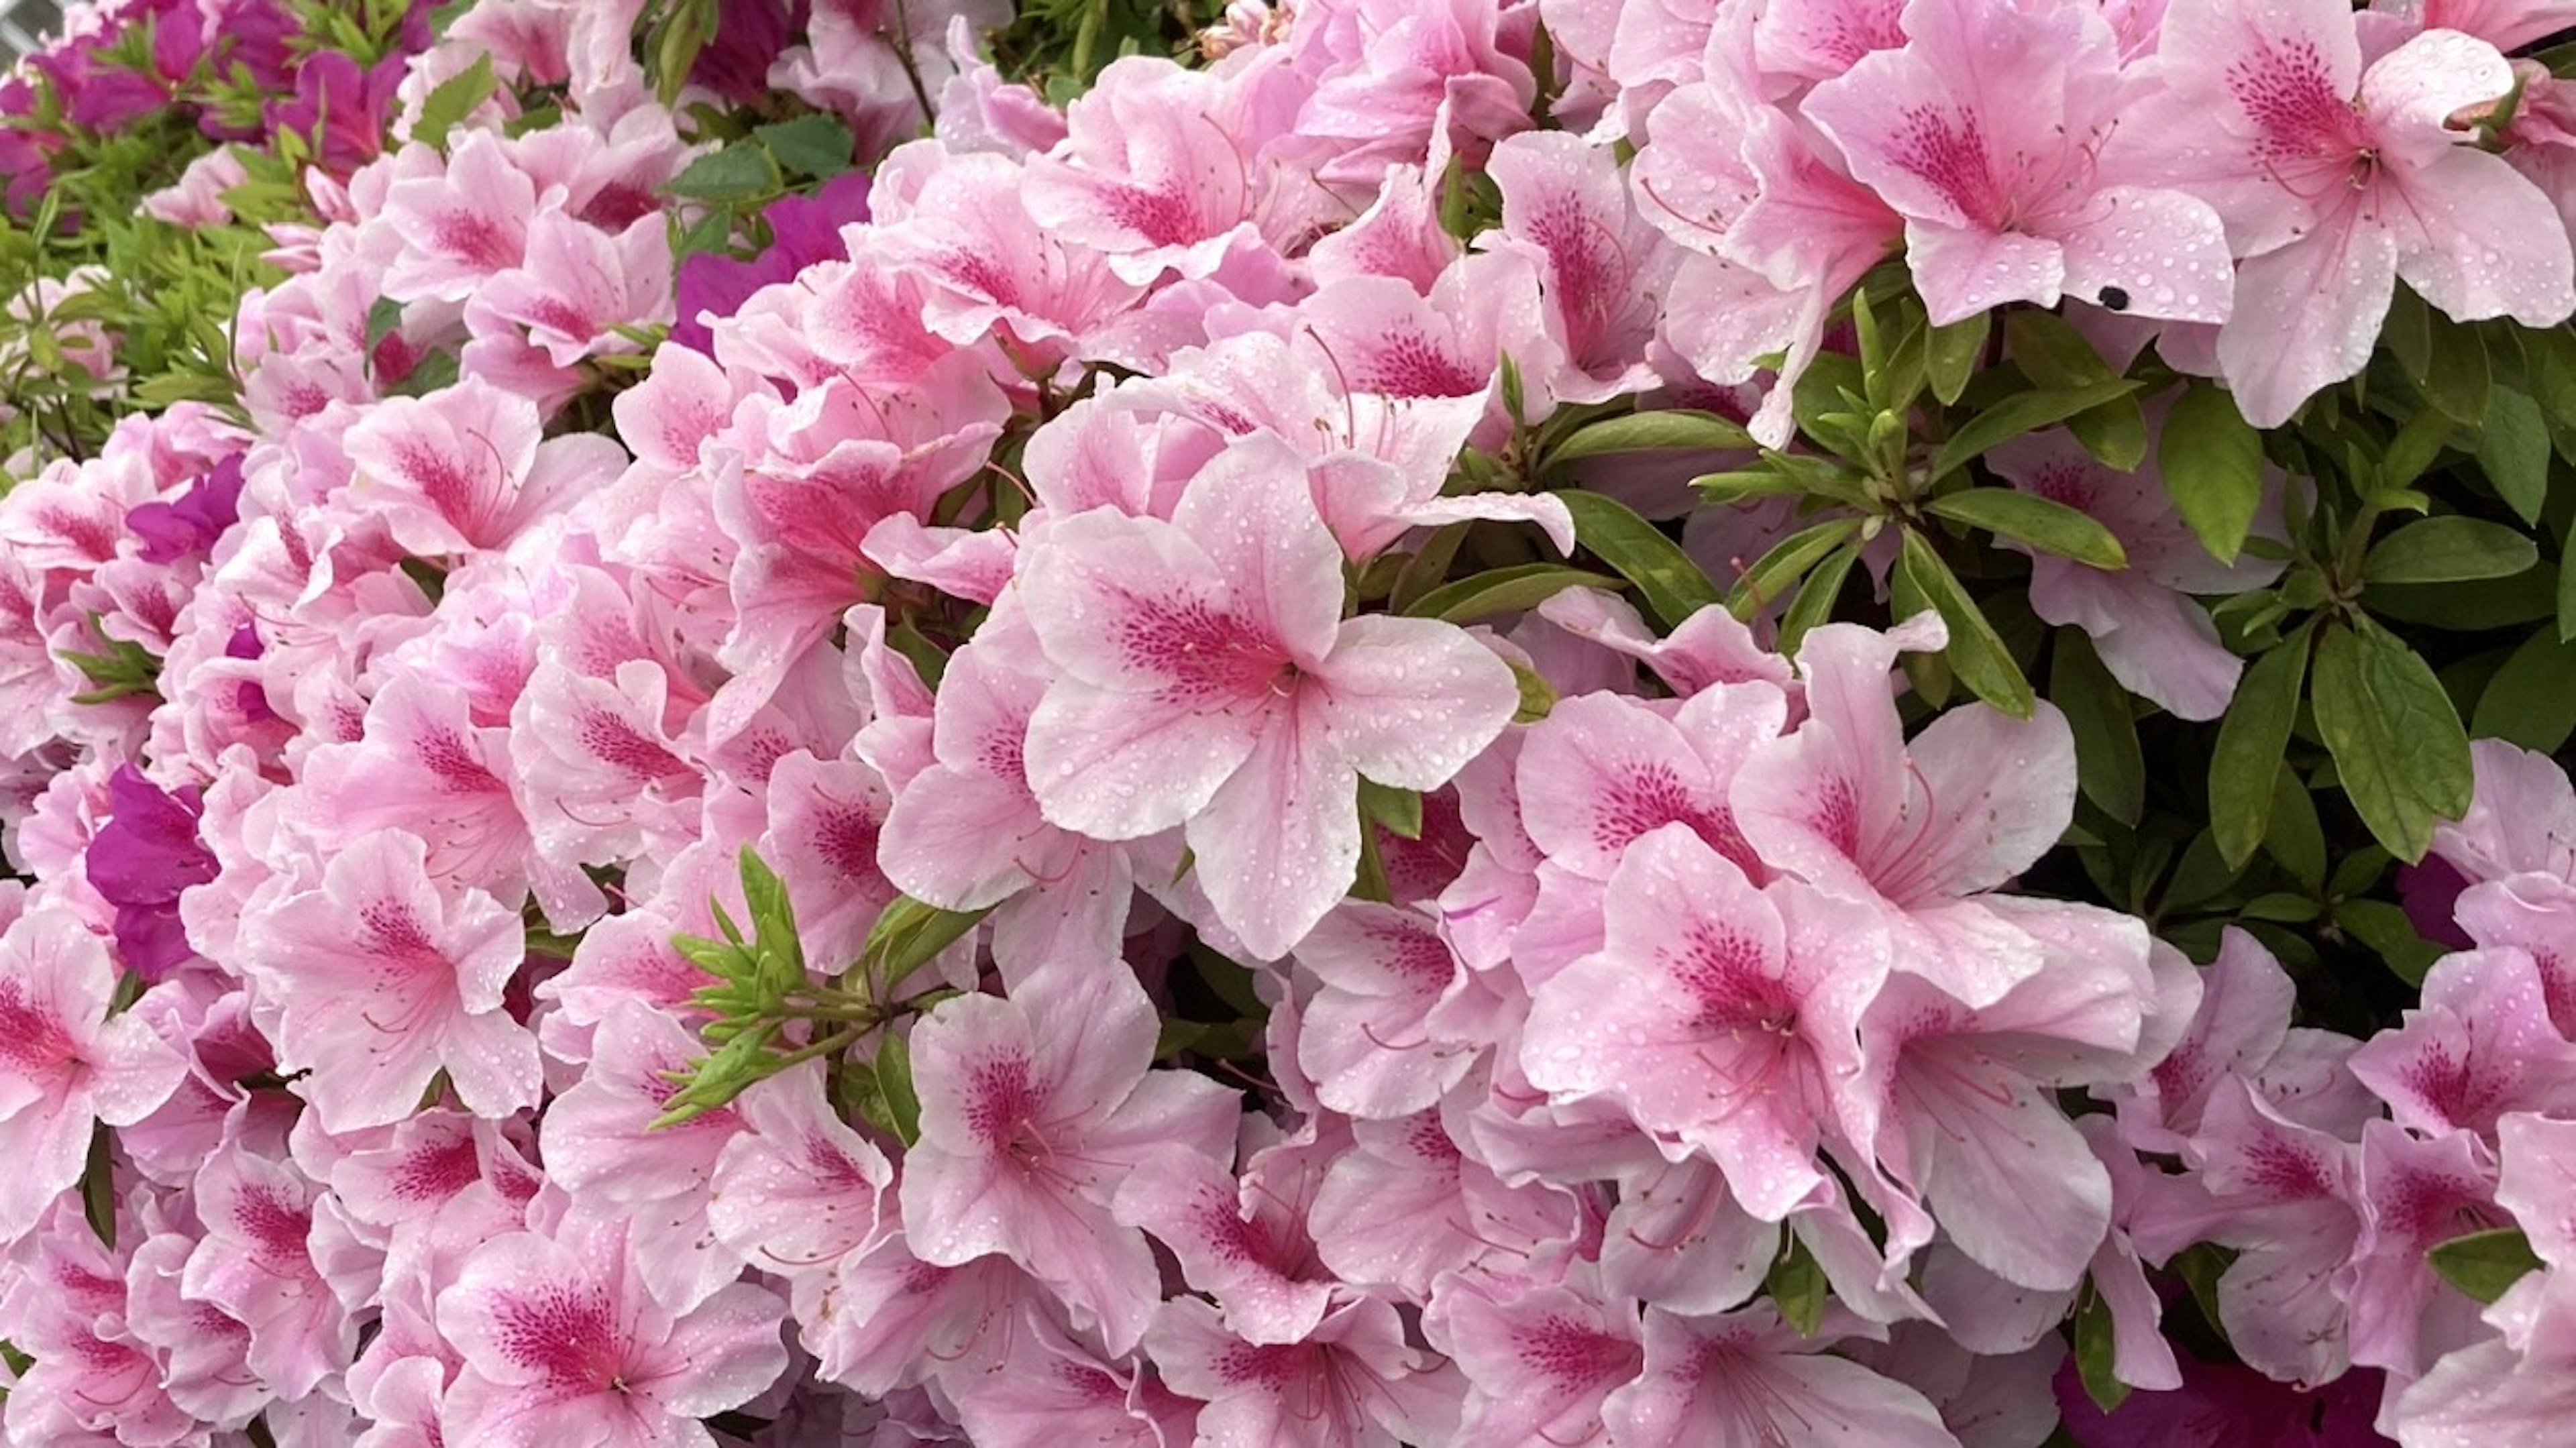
[238, 829, 540, 1133]
[1112, 1136, 1338, 1346]
[947, 1304, 1196, 1448]
[377, 129, 540, 302]
[1016, 433, 1519, 960]
[342, 373, 627, 556]
[2131, 0, 2575, 424]
[900, 962, 1239, 1353]
[2347, 1121, 2506, 1378]
[705, 1062, 893, 1290]
[437, 1208, 790, 1448]
[470, 211, 674, 368]
[2348, 948, 2576, 1138]
[1805, 0, 2234, 327]
[1986, 425, 2284, 720]
[1020, 58, 1283, 284]
[1733, 616, 2078, 1008]
[0, 901, 186, 1241]
[1602, 1303, 1964, 1447]
[1146, 1295, 1465, 1448]
[2390, 1263, 2576, 1447]
[1306, 1105, 1580, 1299]
[1429, 1266, 1648, 1448]
[1521, 824, 1889, 1222]
[1481, 130, 1678, 402]
[1291, 900, 1488, 1121]
[179, 1127, 358, 1400]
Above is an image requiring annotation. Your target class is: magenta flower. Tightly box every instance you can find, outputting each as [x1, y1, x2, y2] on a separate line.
[900, 962, 1240, 1353]
[0, 902, 185, 1241]
[83, 764, 217, 981]
[1018, 433, 1519, 959]
[438, 1209, 791, 1448]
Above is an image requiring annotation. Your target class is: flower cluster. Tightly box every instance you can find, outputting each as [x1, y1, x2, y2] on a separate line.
[0, 0, 2570, 1443]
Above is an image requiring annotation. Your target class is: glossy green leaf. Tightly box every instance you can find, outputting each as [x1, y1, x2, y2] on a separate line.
[2471, 629, 2576, 754]
[1925, 488, 2127, 569]
[2428, 1227, 2544, 1306]
[2208, 637, 2308, 869]
[861, 896, 992, 997]
[2263, 765, 2328, 893]
[1896, 528, 2034, 716]
[1557, 491, 1724, 632]
[2310, 621, 2474, 862]
[1933, 378, 2143, 478]
[1547, 408, 1754, 465]
[757, 114, 855, 179]
[2335, 898, 2446, 985]
[1766, 1237, 1828, 1338]
[2051, 630, 2143, 827]
[2474, 388, 2552, 525]
[2419, 313, 2493, 423]
[2159, 382, 2267, 562]
[1403, 564, 1625, 624]
[413, 53, 496, 150]
[1730, 518, 1863, 619]
[2365, 516, 2539, 586]
[874, 1030, 921, 1148]
[1358, 778, 1425, 840]
[2074, 1289, 2129, 1414]
[1778, 539, 1860, 657]
[667, 142, 775, 203]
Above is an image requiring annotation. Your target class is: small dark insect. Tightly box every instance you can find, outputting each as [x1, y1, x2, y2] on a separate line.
[2097, 286, 2131, 312]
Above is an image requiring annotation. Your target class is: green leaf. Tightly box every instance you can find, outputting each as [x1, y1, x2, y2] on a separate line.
[83, 1122, 116, 1249]
[2428, 1227, 2544, 1306]
[2310, 620, 2475, 862]
[2208, 636, 2308, 869]
[412, 52, 496, 149]
[1925, 488, 2127, 569]
[2334, 897, 2445, 985]
[874, 1029, 921, 1147]
[2420, 313, 2493, 423]
[1509, 658, 1556, 724]
[756, 114, 856, 179]
[1766, 1237, 1828, 1338]
[2565, 513, 2576, 643]
[2377, 404, 2458, 494]
[2159, 382, 2267, 561]
[2473, 388, 2552, 525]
[1927, 311, 1988, 406]
[364, 296, 404, 355]
[666, 142, 776, 204]
[1557, 491, 1725, 632]
[2050, 630, 2143, 827]
[1778, 539, 1860, 657]
[2073, 1288, 2129, 1415]
[1896, 528, 2034, 716]
[1730, 518, 1864, 619]
[1932, 378, 2142, 478]
[386, 349, 459, 398]
[860, 896, 993, 997]
[2264, 765, 2328, 893]
[2471, 628, 2576, 753]
[1403, 564, 1625, 624]
[1358, 778, 1424, 840]
[1546, 408, 1754, 466]
[2004, 309, 2116, 388]
[2365, 516, 2539, 586]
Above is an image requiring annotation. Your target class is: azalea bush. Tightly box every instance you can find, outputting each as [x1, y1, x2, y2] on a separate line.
[1, 0, 2575, 1444]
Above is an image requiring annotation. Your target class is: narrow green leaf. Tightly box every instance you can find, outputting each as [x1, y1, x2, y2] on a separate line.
[2471, 629, 2576, 754]
[2074, 1289, 2130, 1414]
[1766, 1237, 1829, 1337]
[1358, 778, 1425, 840]
[1778, 540, 1860, 657]
[2365, 516, 2539, 586]
[861, 896, 992, 997]
[2561, 512, 2576, 643]
[1896, 528, 2034, 716]
[413, 52, 496, 150]
[1932, 378, 2142, 478]
[2473, 388, 2552, 524]
[2428, 1227, 2544, 1306]
[2378, 404, 2457, 493]
[1403, 564, 1625, 624]
[1510, 659, 1556, 723]
[1928, 309, 1988, 406]
[1925, 488, 2127, 569]
[2004, 309, 2116, 388]
[2263, 765, 2328, 893]
[1547, 408, 1756, 466]
[83, 1123, 116, 1249]
[2159, 382, 2267, 561]
[2311, 620, 2475, 862]
[757, 114, 857, 179]
[1556, 491, 1725, 632]
[875, 1030, 921, 1147]
[2050, 630, 2143, 827]
[1693, 467, 1807, 503]
[1729, 518, 1863, 620]
[2208, 637, 2308, 869]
